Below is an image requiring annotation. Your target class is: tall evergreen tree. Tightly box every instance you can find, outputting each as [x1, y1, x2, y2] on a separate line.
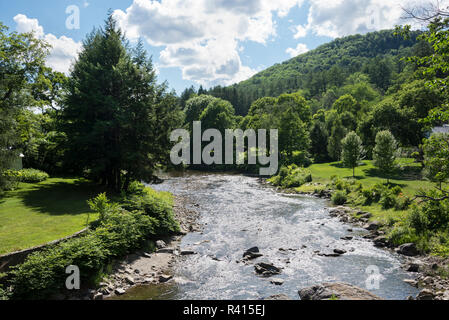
[62, 15, 182, 191]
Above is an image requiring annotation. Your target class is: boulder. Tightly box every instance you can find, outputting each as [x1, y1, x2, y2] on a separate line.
[405, 263, 420, 273]
[416, 289, 435, 300]
[156, 240, 167, 249]
[373, 236, 389, 248]
[159, 274, 173, 283]
[364, 221, 381, 231]
[125, 276, 135, 285]
[93, 293, 104, 300]
[270, 278, 284, 286]
[398, 243, 419, 257]
[114, 288, 126, 295]
[341, 236, 353, 241]
[333, 249, 347, 255]
[299, 283, 382, 300]
[254, 263, 282, 277]
[243, 247, 263, 260]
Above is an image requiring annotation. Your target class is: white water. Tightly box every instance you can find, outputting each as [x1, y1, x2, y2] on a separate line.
[144, 172, 418, 300]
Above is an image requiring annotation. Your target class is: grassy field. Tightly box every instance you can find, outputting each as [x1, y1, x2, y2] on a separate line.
[297, 158, 440, 223]
[0, 178, 102, 255]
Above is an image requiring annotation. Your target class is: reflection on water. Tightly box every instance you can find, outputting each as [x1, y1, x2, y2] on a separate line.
[121, 172, 418, 300]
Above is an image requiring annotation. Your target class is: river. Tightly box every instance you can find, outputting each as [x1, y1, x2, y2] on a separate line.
[121, 172, 418, 300]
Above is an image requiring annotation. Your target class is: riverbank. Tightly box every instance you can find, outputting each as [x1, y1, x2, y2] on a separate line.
[59, 195, 201, 301]
[272, 181, 449, 300]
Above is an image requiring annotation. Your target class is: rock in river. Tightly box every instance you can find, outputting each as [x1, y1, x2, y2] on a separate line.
[254, 263, 282, 277]
[333, 249, 347, 255]
[397, 243, 419, 257]
[299, 283, 382, 300]
[270, 278, 284, 286]
[243, 247, 263, 260]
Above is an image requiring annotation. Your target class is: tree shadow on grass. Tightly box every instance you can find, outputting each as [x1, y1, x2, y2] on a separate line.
[364, 167, 422, 182]
[20, 178, 106, 216]
[329, 162, 369, 169]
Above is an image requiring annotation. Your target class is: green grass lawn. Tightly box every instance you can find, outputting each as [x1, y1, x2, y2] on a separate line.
[0, 177, 102, 255]
[297, 158, 442, 223]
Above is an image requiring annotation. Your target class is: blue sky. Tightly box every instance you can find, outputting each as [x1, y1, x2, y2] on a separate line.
[0, 0, 430, 94]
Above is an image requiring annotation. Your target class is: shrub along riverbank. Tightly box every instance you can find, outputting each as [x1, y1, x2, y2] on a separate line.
[0, 182, 179, 300]
[268, 159, 449, 258]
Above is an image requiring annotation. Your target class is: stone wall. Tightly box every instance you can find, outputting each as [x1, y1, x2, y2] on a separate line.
[0, 229, 88, 273]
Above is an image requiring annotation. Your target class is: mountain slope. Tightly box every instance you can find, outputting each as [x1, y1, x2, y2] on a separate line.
[206, 29, 423, 115]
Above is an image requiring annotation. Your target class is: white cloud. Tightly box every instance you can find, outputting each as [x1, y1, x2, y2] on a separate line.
[114, 0, 305, 86]
[292, 0, 449, 39]
[293, 25, 307, 39]
[13, 14, 81, 74]
[286, 43, 309, 57]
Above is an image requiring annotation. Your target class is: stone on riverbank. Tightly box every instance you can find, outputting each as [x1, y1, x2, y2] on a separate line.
[416, 289, 435, 300]
[298, 283, 382, 300]
[397, 243, 419, 257]
[156, 240, 167, 249]
[159, 274, 173, 283]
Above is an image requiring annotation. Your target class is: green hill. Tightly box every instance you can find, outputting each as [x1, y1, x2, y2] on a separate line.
[205, 30, 425, 115]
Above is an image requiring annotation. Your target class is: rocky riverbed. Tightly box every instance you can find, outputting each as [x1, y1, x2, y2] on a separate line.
[322, 205, 449, 300]
[61, 195, 201, 301]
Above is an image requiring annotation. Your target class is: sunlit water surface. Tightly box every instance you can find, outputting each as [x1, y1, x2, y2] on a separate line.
[121, 172, 418, 300]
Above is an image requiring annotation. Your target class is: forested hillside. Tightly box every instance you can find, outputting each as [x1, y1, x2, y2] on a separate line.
[198, 30, 425, 115]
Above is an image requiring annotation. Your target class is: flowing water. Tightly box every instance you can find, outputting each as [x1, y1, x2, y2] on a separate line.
[122, 172, 418, 300]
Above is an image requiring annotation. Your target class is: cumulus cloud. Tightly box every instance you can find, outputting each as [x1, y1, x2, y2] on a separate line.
[286, 43, 309, 57]
[292, 0, 449, 39]
[13, 14, 81, 74]
[114, 0, 304, 86]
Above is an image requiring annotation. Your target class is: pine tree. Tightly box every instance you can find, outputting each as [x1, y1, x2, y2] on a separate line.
[62, 14, 182, 191]
[341, 131, 364, 177]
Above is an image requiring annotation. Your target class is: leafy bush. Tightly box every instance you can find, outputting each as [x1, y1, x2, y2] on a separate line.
[332, 191, 347, 205]
[408, 206, 429, 235]
[390, 186, 403, 196]
[122, 186, 179, 235]
[388, 224, 420, 246]
[291, 151, 312, 167]
[380, 190, 397, 209]
[268, 165, 312, 188]
[9, 232, 107, 299]
[410, 195, 449, 232]
[395, 195, 412, 211]
[362, 189, 374, 205]
[4, 169, 49, 183]
[371, 183, 388, 203]
[87, 193, 119, 222]
[8, 187, 179, 299]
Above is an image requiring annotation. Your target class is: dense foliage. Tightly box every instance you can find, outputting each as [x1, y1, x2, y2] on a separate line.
[0, 23, 51, 191]
[62, 16, 182, 192]
[196, 30, 423, 115]
[6, 183, 179, 299]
